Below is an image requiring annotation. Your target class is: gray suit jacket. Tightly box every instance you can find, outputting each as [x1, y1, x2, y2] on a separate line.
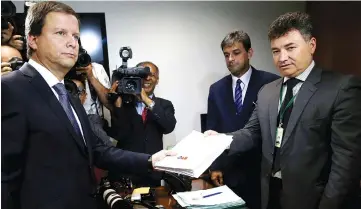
[229, 66, 361, 209]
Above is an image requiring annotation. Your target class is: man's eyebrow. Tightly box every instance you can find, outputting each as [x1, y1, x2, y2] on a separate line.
[284, 43, 296, 47]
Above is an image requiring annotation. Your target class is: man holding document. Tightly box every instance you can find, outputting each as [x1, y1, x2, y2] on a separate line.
[205, 12, 361, 209]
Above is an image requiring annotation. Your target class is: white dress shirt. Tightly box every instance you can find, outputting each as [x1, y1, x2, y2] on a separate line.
[136, 94, 154, 115]
[28, 59, 86, 143]
[231, 66, 253, 104]
[83, 62, 111, 116]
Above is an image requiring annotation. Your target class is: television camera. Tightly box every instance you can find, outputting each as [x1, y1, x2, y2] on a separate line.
[108, 47, 150, 105]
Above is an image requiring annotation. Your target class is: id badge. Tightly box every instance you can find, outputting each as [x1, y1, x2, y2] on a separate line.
[275, 127, 284, 148]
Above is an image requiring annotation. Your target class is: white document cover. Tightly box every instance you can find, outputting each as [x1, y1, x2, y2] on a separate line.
[154, 130, 233, 178]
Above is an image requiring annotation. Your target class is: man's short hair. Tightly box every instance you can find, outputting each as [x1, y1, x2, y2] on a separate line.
[268, 11, 313, 41]
[221, 30, 251, 52]
[25, 1, 79, 58]
[136, 61, 159, 76]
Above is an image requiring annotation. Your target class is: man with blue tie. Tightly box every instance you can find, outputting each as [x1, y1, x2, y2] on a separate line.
[1, 2, 174, 209]
[206, 30, 279, 209]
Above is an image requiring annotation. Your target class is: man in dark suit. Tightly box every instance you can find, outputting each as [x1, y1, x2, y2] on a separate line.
[207, 30, 279, 209]
[206, 12, 361, 209]
[111, 61, 176, 186]
[1, 2, 173, 209]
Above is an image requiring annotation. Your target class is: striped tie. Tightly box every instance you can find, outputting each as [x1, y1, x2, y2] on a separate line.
[235, 79, 243, 114]
[53, 83, 83, 139]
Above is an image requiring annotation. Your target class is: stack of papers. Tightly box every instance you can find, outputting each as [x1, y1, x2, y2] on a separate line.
[172, 185, 246, 208]
[154, 130, 233, 178]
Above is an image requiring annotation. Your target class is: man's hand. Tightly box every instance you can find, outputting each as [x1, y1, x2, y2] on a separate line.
[210, 170, 224, 186]
[1, 22, 14, 44]
[8, 35, 24, 51]
[204, 130, 220, 136]
[1, 62, 12, 75]
[76, 64, 93, 78]
[109, 81, 122, 108]
[151, 150, 177, 168]
[137, 88, 153, 107]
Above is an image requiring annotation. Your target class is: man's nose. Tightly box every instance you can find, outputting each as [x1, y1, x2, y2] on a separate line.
[228, 54, 235, 62]
[279, 49, 288, 62]
[66, 36, 77, 49]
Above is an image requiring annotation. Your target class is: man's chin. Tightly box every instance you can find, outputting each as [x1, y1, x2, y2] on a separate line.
[143, 88, 153, 95]
[280, 68, 298, 77]
[61, 61, 76, 69]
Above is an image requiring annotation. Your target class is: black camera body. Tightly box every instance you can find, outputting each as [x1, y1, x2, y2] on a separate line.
[8, 57, 24, 71]
[75, 46, 92, 68]
[113, 66, 150, 95]
[110, 47, 150, 104]
[1, 1, 16, 30]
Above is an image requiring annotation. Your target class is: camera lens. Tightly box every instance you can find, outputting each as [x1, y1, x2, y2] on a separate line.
[125, 80, 137, 92]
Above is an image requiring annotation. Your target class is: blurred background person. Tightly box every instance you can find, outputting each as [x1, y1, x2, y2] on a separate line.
[1, 45, 23, 75]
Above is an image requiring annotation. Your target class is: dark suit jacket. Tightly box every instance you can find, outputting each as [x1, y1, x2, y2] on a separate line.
[88, 114, 113, 147]
[207, 68, 279, 184]
[113, 97, 176, 155]
[229, 66, 361, 209]
[1, 63, 151, 209]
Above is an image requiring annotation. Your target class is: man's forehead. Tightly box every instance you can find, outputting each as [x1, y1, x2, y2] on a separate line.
[271, 30, 304, 46]
[44, 12, 80, 32]
[223, 42, 244, 52]
[1, 46, 22, 60]
[143, 64, 157, 73]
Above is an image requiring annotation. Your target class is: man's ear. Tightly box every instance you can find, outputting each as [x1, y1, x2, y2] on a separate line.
[247, 48, 254, 59]
[308, 37, 316, 55]
[27, 34, 38, 51]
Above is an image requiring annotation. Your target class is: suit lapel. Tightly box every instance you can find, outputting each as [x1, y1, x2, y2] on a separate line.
[223, 75, 237, 115]
[69, 96, 92, 159]
[20, 63, 88, 157]
[281, 67, 321, 147]
[269, 79, 283, 144]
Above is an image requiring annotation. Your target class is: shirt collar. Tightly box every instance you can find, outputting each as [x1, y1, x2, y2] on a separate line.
[137, 94, 154, 105]
[28, 59, 64, 87]
[283, 60, 315, 83]
[231, 66, 253, 86]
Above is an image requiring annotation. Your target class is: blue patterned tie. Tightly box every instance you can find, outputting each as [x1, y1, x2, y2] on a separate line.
[235, 79, 243, 114]
[53, 83, 83, 139]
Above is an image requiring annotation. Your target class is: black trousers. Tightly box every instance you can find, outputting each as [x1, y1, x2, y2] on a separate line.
[267, 177, 283, 209]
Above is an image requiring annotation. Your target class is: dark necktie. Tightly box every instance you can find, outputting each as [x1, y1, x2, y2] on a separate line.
[235, 79, 243, 114]
[142, 107, 148, 123]
[272, 78, 300, 174]
[53, 83, 83, 139]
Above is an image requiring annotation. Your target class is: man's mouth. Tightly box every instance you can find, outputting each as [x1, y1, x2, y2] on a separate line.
[62, 53, 76, 58]
[143, 83, 151, 88]
[279, 64, 291, 68]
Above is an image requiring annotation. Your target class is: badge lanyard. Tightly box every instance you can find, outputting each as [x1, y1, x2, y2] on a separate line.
[275, 84, 297, 148]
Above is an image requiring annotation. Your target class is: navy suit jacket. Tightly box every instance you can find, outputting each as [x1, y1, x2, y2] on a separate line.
[207, 67, 279, 188]
[1, 63, 151, 209]
[113, 97, 176, 155]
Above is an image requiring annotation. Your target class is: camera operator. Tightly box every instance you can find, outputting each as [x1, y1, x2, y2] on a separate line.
[110, 61, 177, 187]
[65, 77, 113, 147]
[1, 45, 23, 75]
[2, 1, 25, 51]
[75, 62, 112, 116]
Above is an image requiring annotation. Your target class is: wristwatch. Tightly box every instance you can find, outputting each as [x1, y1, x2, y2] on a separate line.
[147, 101, 155, 110]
